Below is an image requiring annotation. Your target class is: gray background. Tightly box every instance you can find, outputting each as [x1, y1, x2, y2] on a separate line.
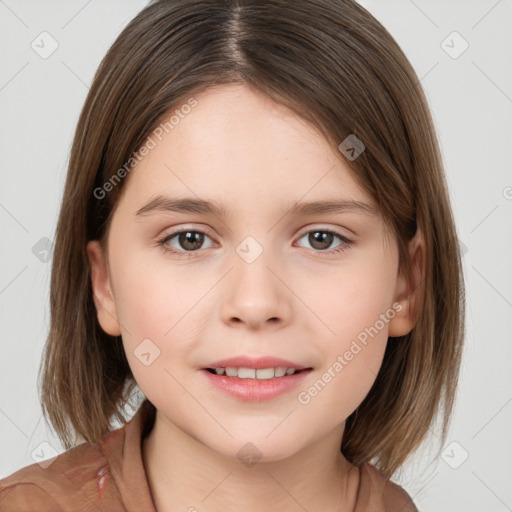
[1, 1, 511, 510]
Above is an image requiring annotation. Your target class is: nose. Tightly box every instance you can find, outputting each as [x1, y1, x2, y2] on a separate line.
[219, 247, 292, 331]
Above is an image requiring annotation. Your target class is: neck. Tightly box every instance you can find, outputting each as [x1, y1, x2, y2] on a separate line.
[142, 410, 360, 512]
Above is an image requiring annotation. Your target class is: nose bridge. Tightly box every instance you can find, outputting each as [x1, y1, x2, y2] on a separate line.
[220, 233, 291, 328]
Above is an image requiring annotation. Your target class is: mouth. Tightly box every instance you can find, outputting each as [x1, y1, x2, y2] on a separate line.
[203, 367, 312, 379]
[201, 365, 313, 402]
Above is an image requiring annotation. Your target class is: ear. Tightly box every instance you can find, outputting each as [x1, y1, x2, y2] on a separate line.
[86, 240, 121, 336]
[388, 230, 425, 337]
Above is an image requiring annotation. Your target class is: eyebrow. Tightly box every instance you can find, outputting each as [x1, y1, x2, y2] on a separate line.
[134, 195, 379, 218]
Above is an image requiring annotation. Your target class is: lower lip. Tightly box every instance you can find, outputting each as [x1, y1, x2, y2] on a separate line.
[201, 369, 312, 402]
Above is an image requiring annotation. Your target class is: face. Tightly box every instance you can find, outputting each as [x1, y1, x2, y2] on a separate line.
[87, 83, 418, 462]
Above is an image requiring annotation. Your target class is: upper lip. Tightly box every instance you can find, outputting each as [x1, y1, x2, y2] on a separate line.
[204, 356, 311, 370]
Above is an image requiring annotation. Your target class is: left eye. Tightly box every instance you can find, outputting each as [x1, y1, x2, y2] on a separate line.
[295, 229, 352, 254]
[159, 229, 214, 254]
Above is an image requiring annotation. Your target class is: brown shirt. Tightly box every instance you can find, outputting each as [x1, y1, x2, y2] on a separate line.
[0, 399, 418, 511]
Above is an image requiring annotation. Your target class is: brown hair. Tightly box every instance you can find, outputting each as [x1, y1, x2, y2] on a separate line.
[38, 0, 465, 480]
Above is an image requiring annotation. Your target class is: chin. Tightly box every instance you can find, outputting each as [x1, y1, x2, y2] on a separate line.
[205, 436, 303, 465]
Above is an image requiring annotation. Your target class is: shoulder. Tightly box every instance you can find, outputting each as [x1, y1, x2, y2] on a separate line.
[0, 440, 120, 511]
[357, 462, 418, 512]
[0, 482, 63, 511]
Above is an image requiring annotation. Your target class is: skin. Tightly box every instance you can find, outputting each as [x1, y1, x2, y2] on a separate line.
[87, 83, 424, 511]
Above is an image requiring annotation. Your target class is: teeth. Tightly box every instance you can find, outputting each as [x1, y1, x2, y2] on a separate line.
[213, 367, 297, 379]
[274, 367, 287, 377]
[225, 367, 238, 377]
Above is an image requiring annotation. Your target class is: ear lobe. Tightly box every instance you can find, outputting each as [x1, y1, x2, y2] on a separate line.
[86, 240, 121, 336]
[388, 231, 425, 338]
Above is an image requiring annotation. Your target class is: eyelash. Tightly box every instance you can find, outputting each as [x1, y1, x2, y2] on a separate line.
[156, 227, 353, 259]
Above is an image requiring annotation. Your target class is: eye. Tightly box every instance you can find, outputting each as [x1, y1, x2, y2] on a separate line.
[157, 227, 353, 259]
[157, 228, 214, 257]
[295, 228, 353, 256]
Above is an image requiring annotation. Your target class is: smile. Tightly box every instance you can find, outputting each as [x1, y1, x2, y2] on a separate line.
[201, 367, 313, 402]
[206, 366, 303, 379]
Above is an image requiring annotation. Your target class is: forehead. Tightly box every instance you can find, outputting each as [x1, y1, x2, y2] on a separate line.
[121, 83, 373, 212]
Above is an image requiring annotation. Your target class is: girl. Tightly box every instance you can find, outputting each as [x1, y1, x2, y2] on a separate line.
[0, 0, 465, 510]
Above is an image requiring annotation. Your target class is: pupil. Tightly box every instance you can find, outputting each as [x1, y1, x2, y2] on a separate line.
[180, 232, 203, 250]
[310, 231, 332, 250]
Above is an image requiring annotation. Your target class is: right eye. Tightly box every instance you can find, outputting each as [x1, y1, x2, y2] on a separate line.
[157, 228, 215, 257]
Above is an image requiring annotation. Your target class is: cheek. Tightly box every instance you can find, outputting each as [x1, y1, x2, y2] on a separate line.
[296, 287, 393, 422]
[112, 269, 206, 407]
[111, 246, 208, 336]
[299, 249, 397, 346]
[109, 254, 206, 373]
[296, 251, 397, 408]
